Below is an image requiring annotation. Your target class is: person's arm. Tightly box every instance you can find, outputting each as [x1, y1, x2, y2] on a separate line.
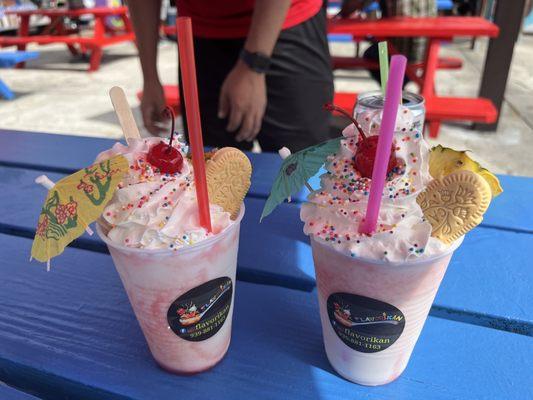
[218, 0, 291, 142]
[127, 0, 167, 134]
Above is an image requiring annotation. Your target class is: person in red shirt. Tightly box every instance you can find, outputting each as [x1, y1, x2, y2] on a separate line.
[128, 0, 333, 152]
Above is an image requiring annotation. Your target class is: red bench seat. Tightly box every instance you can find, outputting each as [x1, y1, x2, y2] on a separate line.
[332, 92, 497, 138]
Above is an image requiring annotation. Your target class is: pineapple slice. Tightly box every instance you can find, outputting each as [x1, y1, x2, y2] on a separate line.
[429, 145, 503, 198]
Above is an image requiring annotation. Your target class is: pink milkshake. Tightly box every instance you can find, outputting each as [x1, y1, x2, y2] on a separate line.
[300, 102, 463, 385]
[311, 236, 462, 385]
[97, 208, 242, 374]
[95, 137, 248, 374]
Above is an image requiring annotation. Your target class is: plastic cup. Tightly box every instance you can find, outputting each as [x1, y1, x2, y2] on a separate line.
[96, 207, 244, 374]
[311, 235, 463, 386]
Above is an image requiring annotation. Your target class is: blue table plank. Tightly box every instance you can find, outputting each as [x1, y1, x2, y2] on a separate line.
[0, 234, 530, 400]
[0, 385, 40, 400]
[241, 198, 315, 291]
[0, 130, 116, 174]
[481, 175, 533, 233]
[0, 165, 531, 333]
[0, 130, 529, 232]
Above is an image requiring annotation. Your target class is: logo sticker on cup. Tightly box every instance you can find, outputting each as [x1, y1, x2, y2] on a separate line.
[167, 277, 233, 342]
[327, 293, 405, 353]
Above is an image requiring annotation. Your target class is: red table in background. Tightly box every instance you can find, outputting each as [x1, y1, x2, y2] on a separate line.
[158, 17, 499, 138]
[328, 16, 500, 137]
[0, 7, 135, 72]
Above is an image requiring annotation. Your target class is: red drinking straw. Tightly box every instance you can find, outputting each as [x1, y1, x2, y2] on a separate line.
[359, 55, 407, 235]
[176, 17, 212, 232]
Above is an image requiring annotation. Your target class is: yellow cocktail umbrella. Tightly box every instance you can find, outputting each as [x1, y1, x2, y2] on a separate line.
[31, 155, 129, 269]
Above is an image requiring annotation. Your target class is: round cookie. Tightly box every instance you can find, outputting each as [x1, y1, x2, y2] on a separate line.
[416, 170, 491, 244]
[206, 147, 252, 219]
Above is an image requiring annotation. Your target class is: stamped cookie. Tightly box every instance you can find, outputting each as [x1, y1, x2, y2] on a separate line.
[206, 147, 252, 219]
[416, 170, 491, 244]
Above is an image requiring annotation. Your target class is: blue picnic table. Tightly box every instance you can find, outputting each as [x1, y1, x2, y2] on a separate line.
[0, 51, 39, 100]
[0, 129, 531, 399]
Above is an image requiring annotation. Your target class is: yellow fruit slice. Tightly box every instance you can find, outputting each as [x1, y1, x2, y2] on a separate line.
[477, 170, 503, 197]
[429, 145, 503, 198]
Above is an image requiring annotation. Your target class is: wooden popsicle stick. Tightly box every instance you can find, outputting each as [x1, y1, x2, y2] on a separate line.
[109, 86, 141, 145]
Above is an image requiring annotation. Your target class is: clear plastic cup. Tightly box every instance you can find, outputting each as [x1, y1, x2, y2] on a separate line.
[96, 207, 244, 374]
[311, 235, 463, 386]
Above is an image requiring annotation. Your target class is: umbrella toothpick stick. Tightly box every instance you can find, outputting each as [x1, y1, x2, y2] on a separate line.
[35, 175, 94, 236]
[278, 147, 314, 194]
[278, 148, 293, 202]
[109, 86, 142, 145]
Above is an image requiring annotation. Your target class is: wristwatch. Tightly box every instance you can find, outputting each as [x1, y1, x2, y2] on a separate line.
[239, 49, 271, 74]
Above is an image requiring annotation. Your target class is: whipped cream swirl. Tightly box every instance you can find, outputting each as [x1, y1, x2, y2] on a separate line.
[301, 107, 449, 262]
[95, 138, 232, 250]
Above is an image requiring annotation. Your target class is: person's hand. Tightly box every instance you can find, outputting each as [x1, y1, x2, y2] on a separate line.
[141, 80, 168, 135]
[218, 60, 267, 142]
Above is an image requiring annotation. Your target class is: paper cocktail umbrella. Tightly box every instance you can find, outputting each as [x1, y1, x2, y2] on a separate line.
[261, 137, 342, 220]
[31, 155, 129, 269]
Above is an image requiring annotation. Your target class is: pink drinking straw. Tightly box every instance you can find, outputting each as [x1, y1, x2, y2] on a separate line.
[177, 17, 212, 232]
[359, 55, 407, 235]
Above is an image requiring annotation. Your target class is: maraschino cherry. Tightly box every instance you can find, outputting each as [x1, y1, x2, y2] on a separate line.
[353, 135, 396, 179]
[324, 103, 396, 179]
[146, 106, 184, 174]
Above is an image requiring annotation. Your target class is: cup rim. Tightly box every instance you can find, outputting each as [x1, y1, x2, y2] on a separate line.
[310, 234, 464, 268]
[96, 204, 245, 255]
[356, 90, 425, 110]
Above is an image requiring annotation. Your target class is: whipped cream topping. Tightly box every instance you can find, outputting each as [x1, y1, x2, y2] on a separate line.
[301, 107, 449, 262]
[95, 138, 232, 250]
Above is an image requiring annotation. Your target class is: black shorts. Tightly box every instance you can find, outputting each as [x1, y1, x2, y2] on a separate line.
[184, 9, 334, 153]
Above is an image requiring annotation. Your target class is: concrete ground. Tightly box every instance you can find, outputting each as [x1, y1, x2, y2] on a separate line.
[0, 33, 532, 176]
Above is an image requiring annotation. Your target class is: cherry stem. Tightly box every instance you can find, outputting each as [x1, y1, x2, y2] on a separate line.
[164, 106, 176, 153]
[324, 103, 366, 140]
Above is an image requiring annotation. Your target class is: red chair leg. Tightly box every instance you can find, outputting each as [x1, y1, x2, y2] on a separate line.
[421, 39, 440, 99]
[428, 121, 441, 138]
[89, 16, 105, 72]
[15, 16, 29, 68]
[89, 48, 103, 72]
[67, 44, 79, 56]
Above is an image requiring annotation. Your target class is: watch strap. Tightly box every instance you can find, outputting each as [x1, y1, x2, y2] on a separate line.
[239, 49, 271, 73]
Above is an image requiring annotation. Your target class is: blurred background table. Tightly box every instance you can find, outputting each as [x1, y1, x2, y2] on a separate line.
[0, 6, 134, 71]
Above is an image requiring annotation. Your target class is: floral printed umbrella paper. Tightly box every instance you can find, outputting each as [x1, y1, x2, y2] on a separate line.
[31, 155, 129, 268]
